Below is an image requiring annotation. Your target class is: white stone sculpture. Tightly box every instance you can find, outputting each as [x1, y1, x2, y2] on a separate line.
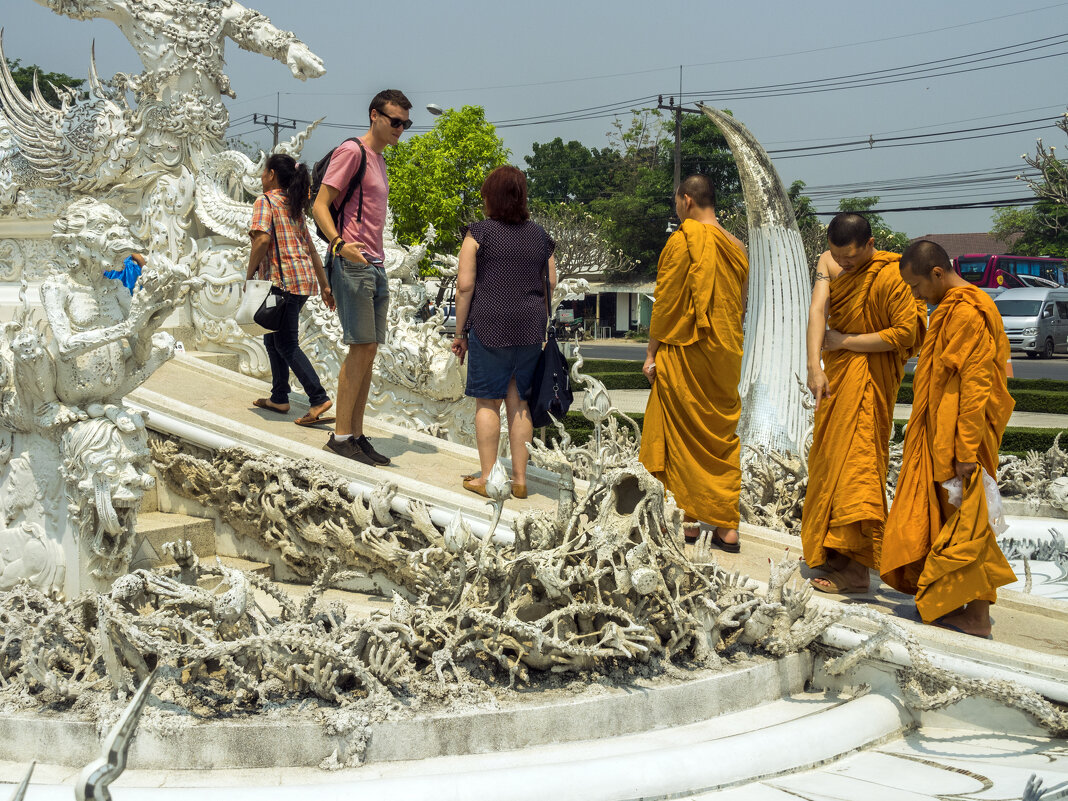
[0, 200, 193, 593]
[700, 105, 813, 457]
[43, 198, 195, 406]
[0, 0, 323, 296]
[0, 421, 831, 718]
[28, 0, 324, 171]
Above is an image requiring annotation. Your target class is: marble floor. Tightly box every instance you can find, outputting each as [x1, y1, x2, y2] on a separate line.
[699, 727, 1068, 800]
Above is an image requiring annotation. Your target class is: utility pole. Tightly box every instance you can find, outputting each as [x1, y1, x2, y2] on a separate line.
[657, 90, 703, 229]
[253, 113, 297, 147]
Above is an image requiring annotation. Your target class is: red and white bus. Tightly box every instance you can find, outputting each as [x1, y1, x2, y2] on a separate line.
[953, 253, 1067, 289]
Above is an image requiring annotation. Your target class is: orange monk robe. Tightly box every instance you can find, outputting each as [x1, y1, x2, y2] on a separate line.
[639, 219, 749, 528]
[881, 284, 1017, 623]
[801, 252, 927, 571]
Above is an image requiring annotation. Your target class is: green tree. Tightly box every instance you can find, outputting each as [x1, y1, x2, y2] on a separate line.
[384, 105, 509, 254]
[5, 58, 84, 107]
[991, 112, 1068, 258]
[531, 201, 634, 279]
[789, 180, 827, 276]
[837, 196, 910, 253]
[525, 138, 623, 205]
[991, 202, 1068, 259]
[524, 109, 743, 280]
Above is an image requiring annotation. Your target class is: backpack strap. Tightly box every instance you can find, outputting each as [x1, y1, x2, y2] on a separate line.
[334, 139, 368, 228]
[261, 193, 288, 292]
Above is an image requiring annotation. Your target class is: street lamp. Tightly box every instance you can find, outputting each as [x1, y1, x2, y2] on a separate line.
[426, 103, 444, 116]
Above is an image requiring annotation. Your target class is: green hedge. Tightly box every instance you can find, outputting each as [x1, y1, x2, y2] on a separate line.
[566, 359, 1068, 414]
[559, 414, 1064, 456]
[897, 384, 1068, 413]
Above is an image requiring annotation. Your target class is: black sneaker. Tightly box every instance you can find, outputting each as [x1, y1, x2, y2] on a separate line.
[356, 435, 391, 465]
[324, 434, 375, 466]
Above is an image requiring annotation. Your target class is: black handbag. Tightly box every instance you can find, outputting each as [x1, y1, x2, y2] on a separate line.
[529, 270, 573, 427]
[253, 284, 288, 330]
[252, 197, 289, 331]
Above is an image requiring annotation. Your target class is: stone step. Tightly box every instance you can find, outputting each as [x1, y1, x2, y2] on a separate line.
[213, 554, 272, 578]
[178, 349, 240, 373]
[138, 476, 159, 514]
[135, 510, 216, 564]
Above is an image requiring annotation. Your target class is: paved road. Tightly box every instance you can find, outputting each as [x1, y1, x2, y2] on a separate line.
[580, 340, 1068, 380]
[575, 341, 650, 361]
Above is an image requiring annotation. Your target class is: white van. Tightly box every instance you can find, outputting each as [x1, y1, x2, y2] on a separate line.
[994, 287, 1068, 359]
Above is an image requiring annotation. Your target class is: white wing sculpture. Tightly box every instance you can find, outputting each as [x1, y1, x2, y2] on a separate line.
[0, 33, 138, 192]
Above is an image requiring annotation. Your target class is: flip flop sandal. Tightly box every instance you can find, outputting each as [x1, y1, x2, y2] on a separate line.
[295, 412, 336, 427]
[809, 569, 869, 595]
[253, 398, 289, 415]
[709, 530, 741, 553]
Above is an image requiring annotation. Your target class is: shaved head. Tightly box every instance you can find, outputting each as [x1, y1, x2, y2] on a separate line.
[900, 240, 951, 277]
[827, 213, 872, 248]
[677, 174, 717, 209]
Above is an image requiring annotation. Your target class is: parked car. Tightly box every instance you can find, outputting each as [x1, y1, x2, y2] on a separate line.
[1016, 274, 1061, 289]
[440, 304, 457, 336]
[994, 287, 1068, 359]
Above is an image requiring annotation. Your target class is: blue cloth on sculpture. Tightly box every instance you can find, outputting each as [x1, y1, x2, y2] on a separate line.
[103, 256, 142, 294]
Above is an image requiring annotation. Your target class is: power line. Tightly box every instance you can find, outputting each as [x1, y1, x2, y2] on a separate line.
[410, 2, 1068, 95]
[812, 197, 1038, 214]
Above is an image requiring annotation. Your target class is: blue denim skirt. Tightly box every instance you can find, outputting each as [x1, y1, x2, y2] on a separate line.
[465, 329, 543, 400]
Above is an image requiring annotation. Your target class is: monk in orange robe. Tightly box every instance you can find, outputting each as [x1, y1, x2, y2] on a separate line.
[803, 213, 926, 593]
[881, 240, 1016, 638]
[639, 174, 749, 551]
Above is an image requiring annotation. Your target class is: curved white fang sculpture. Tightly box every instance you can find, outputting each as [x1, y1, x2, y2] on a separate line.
[699, 105, 812, 456]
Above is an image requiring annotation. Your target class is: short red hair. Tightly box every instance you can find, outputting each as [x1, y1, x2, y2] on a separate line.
[480, 165, 529, 223]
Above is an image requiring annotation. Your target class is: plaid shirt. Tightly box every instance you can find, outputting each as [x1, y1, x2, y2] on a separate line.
[250, 189, 318, 296]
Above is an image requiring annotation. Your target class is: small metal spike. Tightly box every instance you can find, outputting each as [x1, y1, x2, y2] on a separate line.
[6, 761, 34, 801]
[75, 668, 158, 801]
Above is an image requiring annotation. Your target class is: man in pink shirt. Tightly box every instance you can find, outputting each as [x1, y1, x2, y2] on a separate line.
[312, 89, 412, 465]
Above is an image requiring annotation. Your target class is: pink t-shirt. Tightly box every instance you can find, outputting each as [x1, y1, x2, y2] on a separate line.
[322, 137, 389, 261]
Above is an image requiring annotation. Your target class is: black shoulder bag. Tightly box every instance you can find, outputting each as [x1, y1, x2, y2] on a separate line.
[528, 269, 573, 427]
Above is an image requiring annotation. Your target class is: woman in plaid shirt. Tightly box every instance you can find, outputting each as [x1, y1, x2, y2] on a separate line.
[246, 154, 336, 426]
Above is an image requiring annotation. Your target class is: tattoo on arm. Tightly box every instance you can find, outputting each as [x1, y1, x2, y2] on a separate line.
[814, 272, 831, 283]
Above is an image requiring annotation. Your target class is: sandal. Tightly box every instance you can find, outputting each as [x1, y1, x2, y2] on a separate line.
[511, 484, 527, 499]
[462, 477, 489, 498]
[810, 569, 869, 595]
[295, 401, 334, 427]
[253, 398, 289, 414]
[708, 528, 741, 553]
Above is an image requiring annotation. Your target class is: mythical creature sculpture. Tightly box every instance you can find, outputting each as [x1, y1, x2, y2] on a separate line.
[0, 41, 138, 200]
[40, 197, 196, 408]
[61, 413, 155, 578]
[0, 197, 192, 592]
[27, 0, 324, 172]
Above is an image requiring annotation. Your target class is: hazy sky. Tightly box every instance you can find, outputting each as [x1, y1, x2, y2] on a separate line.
[6, 0, 1068, 237]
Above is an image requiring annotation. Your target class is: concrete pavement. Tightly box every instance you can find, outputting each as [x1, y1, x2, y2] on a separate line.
[578, 388, 1068, 428]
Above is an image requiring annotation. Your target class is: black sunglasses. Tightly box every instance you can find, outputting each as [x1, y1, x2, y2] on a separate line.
[377, 111, 413, 130]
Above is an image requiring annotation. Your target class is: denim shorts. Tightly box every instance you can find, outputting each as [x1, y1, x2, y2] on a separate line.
[465, 329, 543, 400]
[327, 255, 389, 344]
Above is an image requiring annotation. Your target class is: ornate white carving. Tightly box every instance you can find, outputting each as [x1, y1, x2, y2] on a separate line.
[0, 39, 138, 194]
[0, 199, 193, 591]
